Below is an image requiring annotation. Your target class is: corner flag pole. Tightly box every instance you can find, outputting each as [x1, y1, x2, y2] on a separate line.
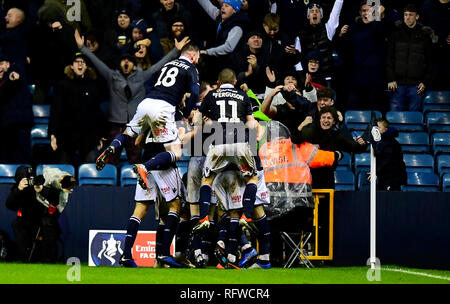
[370, 144, 377, 270]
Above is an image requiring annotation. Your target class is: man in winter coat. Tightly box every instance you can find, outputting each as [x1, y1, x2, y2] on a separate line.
[386, 4, 434, 111]
[49, 52, 106, 166]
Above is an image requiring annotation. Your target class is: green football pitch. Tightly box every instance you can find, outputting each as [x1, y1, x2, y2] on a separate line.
[0, 262, 449, 284]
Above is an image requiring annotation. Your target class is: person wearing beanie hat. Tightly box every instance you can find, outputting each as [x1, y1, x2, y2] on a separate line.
[102, 7, 133, 65]
[231, 30, 269, 96]
[131, 18, 151, 36]
[223, 0, 242, 13]
[129, 18, 165, 65]
[196, 0, 247, 81]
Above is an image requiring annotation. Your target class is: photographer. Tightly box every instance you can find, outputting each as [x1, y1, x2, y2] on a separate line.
[5, 166, 76, 263]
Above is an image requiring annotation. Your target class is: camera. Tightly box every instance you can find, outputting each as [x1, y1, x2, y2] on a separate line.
[60, 175, 78, 190]
[26, 167, 45, 186]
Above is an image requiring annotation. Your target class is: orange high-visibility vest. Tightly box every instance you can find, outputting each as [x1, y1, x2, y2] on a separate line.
[259, 139, 336, 185]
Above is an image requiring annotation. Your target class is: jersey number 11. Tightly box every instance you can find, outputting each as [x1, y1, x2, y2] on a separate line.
[216, 99, 240, 123]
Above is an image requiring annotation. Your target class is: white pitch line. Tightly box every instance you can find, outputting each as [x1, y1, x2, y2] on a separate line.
[381, 267, 450, 281]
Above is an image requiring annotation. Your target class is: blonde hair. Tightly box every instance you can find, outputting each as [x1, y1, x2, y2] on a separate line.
[218, 68, 236, 85]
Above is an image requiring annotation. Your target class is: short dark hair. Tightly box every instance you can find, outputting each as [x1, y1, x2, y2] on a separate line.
[317, 87, 335, 100]
[181, 42, 199, 55]
[319, 106, 338, 122]
[404, 4, 419, 13]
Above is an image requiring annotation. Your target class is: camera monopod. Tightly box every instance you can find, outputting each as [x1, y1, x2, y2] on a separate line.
[28, 226, 41, 262]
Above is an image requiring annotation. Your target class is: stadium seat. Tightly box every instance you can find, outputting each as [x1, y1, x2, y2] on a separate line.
[32, 104, 51, 124]
[431, 132, 450, 155]
[336, 152, 352, 171]
[436, 155, 450, 178]
[0, 164, 29, 184]
[423, 91, 450, 113]
[78, 163, 117, 186]
[357, 170, 370, 191]
[403, 153, 434, 173]
[425, 112, 450, 133]
[36, 164, 75, 176]
[344, 110, 382, 131]
[442, 173, 450, 192]
[402, 172, 440, 192]
[386, 111, 424, 132]
[120, 165, 137, 187]
[31, 124, 50, 147]
[396, 132, 430, 153]
[334, 170, 355, 191]
[354, 152, 370, 176]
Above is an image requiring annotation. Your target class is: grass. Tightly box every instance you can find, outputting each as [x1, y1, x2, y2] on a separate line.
[0, 262, 449, 284]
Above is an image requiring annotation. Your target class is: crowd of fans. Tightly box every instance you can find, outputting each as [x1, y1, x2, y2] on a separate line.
[0, 0, 448, 170]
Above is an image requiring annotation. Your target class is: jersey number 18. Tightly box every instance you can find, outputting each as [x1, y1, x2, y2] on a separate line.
[155, 66, 179, 87]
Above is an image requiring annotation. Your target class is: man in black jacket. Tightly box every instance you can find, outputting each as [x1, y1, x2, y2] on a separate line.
[0, 53, 33, 164]
[49, 52, 106, 167]
[373, 118, 407, 191]
[5, 166, 60, 263]
[386, 4, 434, 111]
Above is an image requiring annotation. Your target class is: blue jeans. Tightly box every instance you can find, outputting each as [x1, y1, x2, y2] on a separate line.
[389, 85, 424, 111]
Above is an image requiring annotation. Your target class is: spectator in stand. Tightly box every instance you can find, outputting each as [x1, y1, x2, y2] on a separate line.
[259, 12, 305, 78]
[296, 50, 327, 92]
[178, 0, 217, 47]
[129, 18, 164, 65]
[0, 7, 30, 74]
[102, 8, 134, 67]
[0, 53, 33, 164]
[231, 30, 270, 98]
[372, 118, 407, 191]
[337, 2, 391, 112]
[264, 66, 317, 106]
[304, 87, 346, 131]
[261, 76, 315, 136]
[49, 52, 106, 167]
[33, 6, 79, 104]
[74, 29, 190, 165]
[272, 0, 309, 44]
[294, 0, 344, 80]
[196, 0, 248, 82]
[38, 0, 92, 33]
[150, 0, 192, 41]
[293, 106, 367, 189]
[259, 13, 284, 72]
[386, 4, 434, 111]
[420, 0, 450, 90]
[160, 16, 189, 55]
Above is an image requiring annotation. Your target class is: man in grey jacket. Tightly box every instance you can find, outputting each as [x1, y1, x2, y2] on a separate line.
[74, 29, 190, 164]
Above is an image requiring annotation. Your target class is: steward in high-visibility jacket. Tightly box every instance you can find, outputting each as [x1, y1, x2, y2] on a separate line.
[258, 136, 340, 218]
